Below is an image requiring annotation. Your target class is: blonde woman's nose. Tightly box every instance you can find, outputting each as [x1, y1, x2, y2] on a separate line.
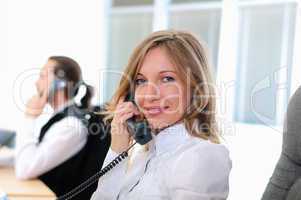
[143, 82, 160, 101]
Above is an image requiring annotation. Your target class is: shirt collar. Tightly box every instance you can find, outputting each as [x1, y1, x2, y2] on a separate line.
[150, 123, 191, 155]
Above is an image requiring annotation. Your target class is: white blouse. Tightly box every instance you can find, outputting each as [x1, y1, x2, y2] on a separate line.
[15, 103, 87, 179]
[91, 123, 232, 200]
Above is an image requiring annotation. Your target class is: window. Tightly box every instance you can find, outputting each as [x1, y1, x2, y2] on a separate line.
[169, 6, 221, 72]
[113, 0, 153, 7]
[173, 0, 221, 3]
[105, 2, 153, 101]
[234, 2, 297, 126]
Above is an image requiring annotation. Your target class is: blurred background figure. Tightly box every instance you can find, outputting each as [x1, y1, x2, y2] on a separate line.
[15, 56, 110, 200]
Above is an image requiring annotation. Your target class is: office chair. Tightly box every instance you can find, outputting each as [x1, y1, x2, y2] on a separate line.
[262, 86, 301, 200]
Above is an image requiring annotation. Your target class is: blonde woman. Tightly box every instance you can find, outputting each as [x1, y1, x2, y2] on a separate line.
[91, 30, 231, 200]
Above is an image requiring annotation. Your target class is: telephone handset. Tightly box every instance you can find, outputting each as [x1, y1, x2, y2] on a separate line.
[125, 91, 152, 145]
[56, 91, 152, 200]
[46, 78, 88, 108]
[47, 78, 67, 102]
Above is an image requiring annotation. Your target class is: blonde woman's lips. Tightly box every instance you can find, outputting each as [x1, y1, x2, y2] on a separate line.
[144, 106, 169, 116]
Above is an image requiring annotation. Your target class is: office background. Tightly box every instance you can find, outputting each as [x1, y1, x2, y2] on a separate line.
[1, 0, 301, 199]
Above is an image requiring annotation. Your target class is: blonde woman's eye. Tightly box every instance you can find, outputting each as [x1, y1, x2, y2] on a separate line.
[135, 78, 146, 85]
[162, 76, 175, 83]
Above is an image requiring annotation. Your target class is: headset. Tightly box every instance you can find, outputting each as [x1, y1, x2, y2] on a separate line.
[47, 77, 88, 108]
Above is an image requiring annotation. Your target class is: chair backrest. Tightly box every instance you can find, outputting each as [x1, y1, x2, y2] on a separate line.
[38, 104, 111, 200]
[262, 87, 301, 200]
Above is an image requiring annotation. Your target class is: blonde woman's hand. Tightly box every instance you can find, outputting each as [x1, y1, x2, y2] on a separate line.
[110, 98, 140, 153]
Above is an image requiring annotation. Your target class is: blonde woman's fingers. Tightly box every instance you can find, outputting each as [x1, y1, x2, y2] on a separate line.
[120, 112, 135, 124]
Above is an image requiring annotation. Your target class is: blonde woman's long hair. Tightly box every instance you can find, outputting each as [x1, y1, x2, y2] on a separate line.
[102, 30, 220, 144]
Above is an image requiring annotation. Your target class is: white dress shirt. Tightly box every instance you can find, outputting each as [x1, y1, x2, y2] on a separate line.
[15, 102, 88, 180]
[91, 123, 232, 200]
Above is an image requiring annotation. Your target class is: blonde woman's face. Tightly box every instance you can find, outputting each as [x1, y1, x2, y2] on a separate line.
[134, 47, 190, 130]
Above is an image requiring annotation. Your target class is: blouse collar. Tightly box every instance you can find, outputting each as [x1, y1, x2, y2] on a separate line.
[150, 123, 191, 156]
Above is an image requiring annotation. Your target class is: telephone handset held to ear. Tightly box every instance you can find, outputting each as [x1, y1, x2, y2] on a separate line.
[125, 91, 152, 145]
[47, 78, 88, 108]
[47, 78, 67, 102]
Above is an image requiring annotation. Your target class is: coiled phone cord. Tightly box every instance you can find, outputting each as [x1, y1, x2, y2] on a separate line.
[56, 142, 137, 200]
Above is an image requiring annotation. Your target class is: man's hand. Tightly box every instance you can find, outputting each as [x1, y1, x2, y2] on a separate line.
[25, 90, 48, 118]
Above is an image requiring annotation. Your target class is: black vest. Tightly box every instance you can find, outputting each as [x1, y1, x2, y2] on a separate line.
[38, 105, 111, 200]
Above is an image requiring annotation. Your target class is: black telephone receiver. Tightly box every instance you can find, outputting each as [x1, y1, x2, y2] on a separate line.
[124, 91, 152, 145]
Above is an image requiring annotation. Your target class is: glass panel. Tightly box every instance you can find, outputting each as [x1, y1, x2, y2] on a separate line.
[169, 9, 221, 76]
[105, 12, 152, 101]
[172, 0, 221, 3]
[113, 0, 153, 7]
[234, 4, 296, 125]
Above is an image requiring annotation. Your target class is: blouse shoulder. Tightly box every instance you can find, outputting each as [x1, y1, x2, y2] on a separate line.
[168, 138, 232, 196]
[175, 138, 231, 171]
[190, 138, 230, 160]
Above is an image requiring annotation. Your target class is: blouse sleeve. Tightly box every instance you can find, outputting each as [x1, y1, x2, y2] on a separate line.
[168, 143, 232, 200]
[90, 148, 129, 200]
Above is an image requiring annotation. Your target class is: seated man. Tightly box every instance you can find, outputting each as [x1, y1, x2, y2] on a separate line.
[262, 86, 301, 200]
[15, 56, 110, 200]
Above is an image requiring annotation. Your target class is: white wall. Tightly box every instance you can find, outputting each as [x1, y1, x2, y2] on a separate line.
[224, 123, 282, 200]
[1, 0, 108, 130]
